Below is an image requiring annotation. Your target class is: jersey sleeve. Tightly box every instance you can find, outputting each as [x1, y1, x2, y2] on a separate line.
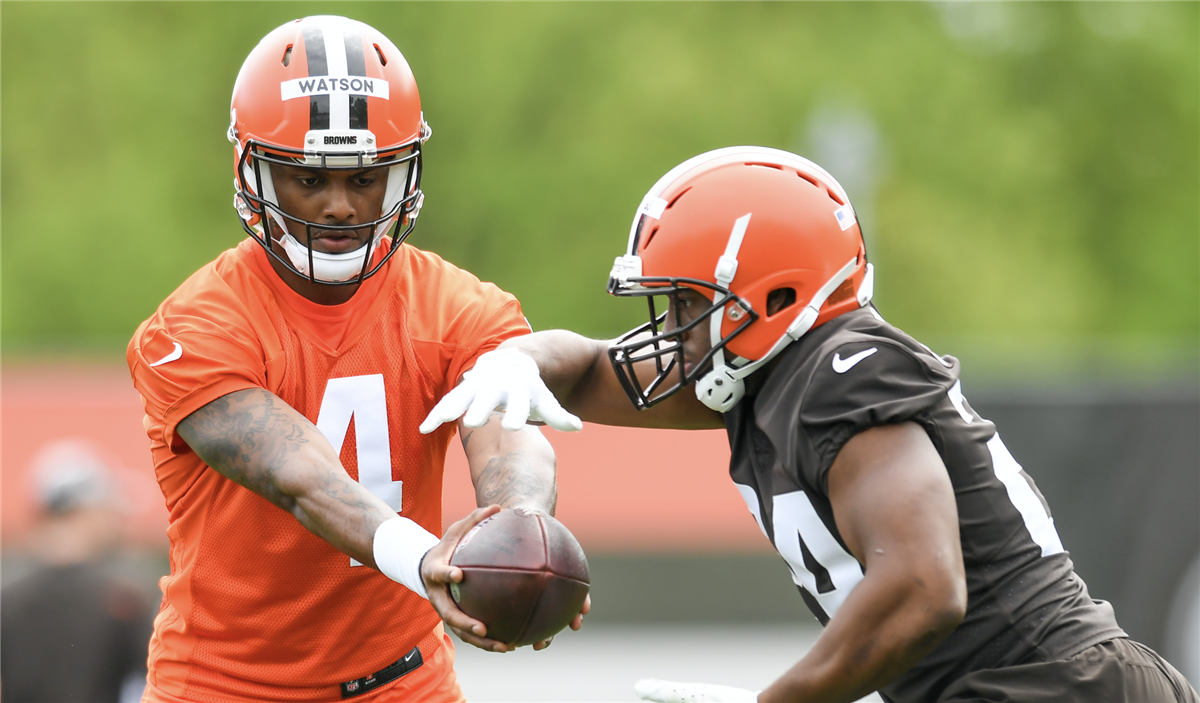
[128, 312, 266, 453]
[797, 340, 958, 494]
[403, 247, 532, 397]
[442, 295, 531, 395]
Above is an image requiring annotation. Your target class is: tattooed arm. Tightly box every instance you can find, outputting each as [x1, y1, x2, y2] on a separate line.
[459, 414, 557, 515]
[175, 387, 398, 568]
[179, 387, 526, 653]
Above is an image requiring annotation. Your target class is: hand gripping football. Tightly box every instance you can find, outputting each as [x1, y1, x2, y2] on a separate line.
[449, 508, 590, 647]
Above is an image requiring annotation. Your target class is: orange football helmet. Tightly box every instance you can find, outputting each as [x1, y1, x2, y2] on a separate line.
[608, 146, 875, 412]
[228, 16, 430, 284]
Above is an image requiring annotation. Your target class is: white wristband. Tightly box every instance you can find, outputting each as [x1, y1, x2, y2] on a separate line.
[373, 517, 441, 599]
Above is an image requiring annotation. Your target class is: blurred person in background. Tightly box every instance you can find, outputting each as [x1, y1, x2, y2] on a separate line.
[1, 439, 153, 703]
[125, 15, 583, 703]
[422, 146, 1199, 703]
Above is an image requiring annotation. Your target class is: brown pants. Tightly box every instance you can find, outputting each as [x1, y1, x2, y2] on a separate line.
[937, 638, 1199, 703]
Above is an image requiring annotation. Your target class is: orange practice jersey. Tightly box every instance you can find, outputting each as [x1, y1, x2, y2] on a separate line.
[128, 239, 529, 701]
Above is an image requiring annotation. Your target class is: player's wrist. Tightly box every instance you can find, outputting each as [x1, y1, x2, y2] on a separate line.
[373, 517, 440, 599]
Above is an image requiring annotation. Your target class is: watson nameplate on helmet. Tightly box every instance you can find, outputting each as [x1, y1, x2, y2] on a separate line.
[281, 76, 390, 101]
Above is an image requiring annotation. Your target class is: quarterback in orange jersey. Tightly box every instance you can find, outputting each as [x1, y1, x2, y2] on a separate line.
[127, 16, 586, 703]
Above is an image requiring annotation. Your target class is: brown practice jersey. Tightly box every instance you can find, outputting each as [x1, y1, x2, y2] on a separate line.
[724, 306, 1125, 703]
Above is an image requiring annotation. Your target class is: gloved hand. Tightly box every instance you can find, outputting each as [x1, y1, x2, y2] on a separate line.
[419, 348, 583, 433]
[634, 679, 760, 703]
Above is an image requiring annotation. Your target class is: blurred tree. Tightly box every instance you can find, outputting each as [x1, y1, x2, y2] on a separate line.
[2, 2, 1195, 381]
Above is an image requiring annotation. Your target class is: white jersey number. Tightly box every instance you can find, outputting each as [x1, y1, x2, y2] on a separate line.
[735, 485, 864, 620]
[316, 374, 402, 566]
[734, 381, 1065, 621]
[950, 380, 1065, 557]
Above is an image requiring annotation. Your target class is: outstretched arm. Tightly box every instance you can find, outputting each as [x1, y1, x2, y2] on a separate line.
[420, 330, 715, 431]
[500, 330, 722, 429]
[759, 422, 967, 703]
[177, 387, 394, 568]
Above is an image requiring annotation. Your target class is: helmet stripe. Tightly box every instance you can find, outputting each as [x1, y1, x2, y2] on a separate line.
[343, 30, 369, 130]
[321, 28, 350, 129]
[302, 21, 375, 135]
[302, 24, 330, 130]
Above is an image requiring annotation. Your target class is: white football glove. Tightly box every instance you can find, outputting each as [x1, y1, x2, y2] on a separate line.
[634, 679, 760, 703]
[419, 348, 583, 434]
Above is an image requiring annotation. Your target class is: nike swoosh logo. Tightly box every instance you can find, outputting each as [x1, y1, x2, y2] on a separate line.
[149, 342, 183, 367]
[404, 650, 418, 662]
[832, 347, 877, 373]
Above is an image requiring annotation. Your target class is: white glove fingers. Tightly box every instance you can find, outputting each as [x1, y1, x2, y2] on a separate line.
[532, 399, 584, 432]
[419, 386, 475, 434]
[501, 390, 532, 432]
[424, 348, 579, 433]
[463, 387, 505, 428]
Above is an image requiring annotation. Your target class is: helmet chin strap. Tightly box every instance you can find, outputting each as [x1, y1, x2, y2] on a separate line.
[693, 300, 747, 413]
[277, 232, 377, 282]
[694, 213, 752, 413]
[694, 256, 864, 413]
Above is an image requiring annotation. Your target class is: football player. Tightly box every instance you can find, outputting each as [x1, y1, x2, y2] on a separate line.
[127, 16, 584, 703]
[421, 147, 1199, 702]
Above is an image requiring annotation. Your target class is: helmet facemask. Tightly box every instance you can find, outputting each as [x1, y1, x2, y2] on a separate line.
[233, 130, 427, 286]
[608, 277, 758, 411]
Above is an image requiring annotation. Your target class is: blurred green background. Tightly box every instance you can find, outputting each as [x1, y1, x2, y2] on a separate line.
[3, 2, 1197, 384]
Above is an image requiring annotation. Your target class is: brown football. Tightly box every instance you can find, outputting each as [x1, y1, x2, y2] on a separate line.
[449, 508, 590, 647]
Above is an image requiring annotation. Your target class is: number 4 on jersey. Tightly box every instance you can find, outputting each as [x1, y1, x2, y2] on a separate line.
[316, 374, 401, 566]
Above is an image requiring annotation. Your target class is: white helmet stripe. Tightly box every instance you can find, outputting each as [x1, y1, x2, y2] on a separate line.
[709, 212, 752, 376]
[302, 17, 373, 132]
[700, 211, 748, 391]
[715, 213, 751, 287]
[321, 23, 351, 130]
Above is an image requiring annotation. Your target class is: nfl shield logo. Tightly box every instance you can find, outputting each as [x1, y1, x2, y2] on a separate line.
[346, 681, 360, 692]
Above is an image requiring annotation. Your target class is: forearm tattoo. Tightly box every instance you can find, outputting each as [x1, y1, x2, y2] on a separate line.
[474, 450, 557, 514]
[177, 389, 381, 524]
[177, 390, 302, 504]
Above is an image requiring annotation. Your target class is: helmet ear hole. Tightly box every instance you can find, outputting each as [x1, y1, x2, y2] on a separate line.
[796, 171, 820, 188]
[643, 227, 659, 249]
[666, 187, 691, 210]
[767, 287, 797, 316]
